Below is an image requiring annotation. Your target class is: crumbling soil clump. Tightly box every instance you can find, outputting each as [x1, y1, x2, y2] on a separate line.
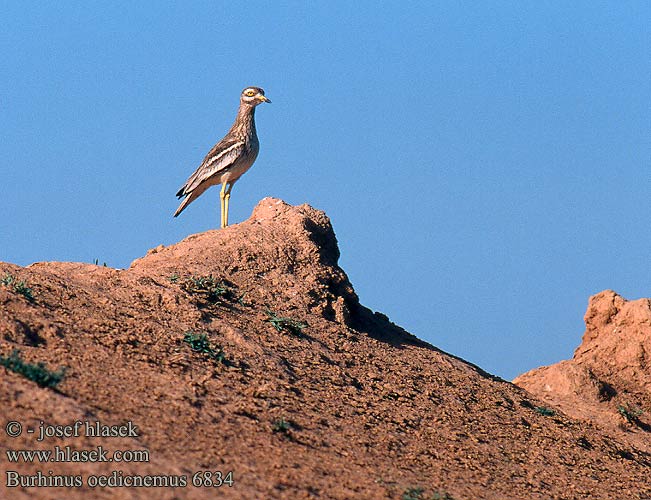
[515, 290, 651, 454]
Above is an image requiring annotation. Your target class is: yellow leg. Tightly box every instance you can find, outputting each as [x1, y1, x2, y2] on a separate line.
[224, 183, 233, 227]
[219, 182, 227, 228]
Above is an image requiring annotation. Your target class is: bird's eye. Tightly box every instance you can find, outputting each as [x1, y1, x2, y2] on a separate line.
[245, 90, 255, 97]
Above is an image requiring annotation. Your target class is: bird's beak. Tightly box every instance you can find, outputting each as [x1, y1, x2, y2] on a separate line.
[258, 95, 271, 103]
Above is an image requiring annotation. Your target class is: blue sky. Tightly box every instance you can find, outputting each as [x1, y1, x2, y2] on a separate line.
[1, 2, 649, 380]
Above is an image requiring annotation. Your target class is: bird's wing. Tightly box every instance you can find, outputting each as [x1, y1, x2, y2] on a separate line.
[176, 138, 245, 197]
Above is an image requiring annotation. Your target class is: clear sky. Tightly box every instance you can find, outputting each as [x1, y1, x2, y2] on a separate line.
[1, 2, 649, 380]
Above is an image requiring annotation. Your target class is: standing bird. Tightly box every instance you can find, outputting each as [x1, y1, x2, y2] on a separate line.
[174, 86, 271, 227]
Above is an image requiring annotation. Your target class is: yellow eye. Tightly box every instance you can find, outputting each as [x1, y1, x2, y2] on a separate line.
[245, 89, 255, 97]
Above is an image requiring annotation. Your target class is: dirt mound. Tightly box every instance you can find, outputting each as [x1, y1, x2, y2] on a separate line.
[515, 290, 651, 452]
[2, 199, 651, 499]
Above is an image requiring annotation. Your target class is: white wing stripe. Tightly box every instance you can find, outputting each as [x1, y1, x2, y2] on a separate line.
[204, 141, 244, 170]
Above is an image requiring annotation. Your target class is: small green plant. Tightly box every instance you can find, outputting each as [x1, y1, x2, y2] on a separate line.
[0, 350, 65, 388]
[401, 487, 454, 500]
[271, 418, 290, 434]
[618, 404, 644, 423]
[535, 406, 556, 417]
[92, 259, 108, 267]
[402, 487, 424, 500]
[13, 281, 34, 301]
[237, 292, 251, 307]
[181, 275, 232, 303]
[168, 273, 180, 283]
[182, 332, 225, 363]
[1, 273, 34, 302]
[265, 309, 307, 336]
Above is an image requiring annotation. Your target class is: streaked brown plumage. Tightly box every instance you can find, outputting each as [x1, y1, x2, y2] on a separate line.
[174, 86, 271, 227]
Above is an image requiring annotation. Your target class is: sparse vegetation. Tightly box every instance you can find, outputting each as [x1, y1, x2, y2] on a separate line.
[265, 309, 307, 336]
[180, 274, 234, 303]
[432, 492, 455, 500]
[402, 487, 455, 500]
[237, 292, 251, 307]
[0, 350, 65, 388]
[92, 259, 108, 267]
[1, 273, 34, 302]
[618, 404, 644, 423]
[271, 418, 290, 434]
[402, 487, 425, 500]
[182, 331, 225, 363]
[13, 281, 34, 301]
[535, 406, 556, 417]
[168, 273, 180, 283]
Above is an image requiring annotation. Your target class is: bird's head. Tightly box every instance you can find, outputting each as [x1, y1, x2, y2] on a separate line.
[241, 87, 271, 106]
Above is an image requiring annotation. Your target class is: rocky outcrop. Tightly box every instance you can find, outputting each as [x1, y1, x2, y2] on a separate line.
[515, 290, 651, 449]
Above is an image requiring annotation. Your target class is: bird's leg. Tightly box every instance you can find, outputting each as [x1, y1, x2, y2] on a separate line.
[220, 182, 227, 229]
[224, 183, 233, 227]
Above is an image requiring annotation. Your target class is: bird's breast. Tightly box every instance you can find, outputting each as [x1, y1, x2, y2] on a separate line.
[248, 131, 260, 155]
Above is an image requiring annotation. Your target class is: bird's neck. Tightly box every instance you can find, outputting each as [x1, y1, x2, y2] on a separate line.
[231, 104, 257, 138]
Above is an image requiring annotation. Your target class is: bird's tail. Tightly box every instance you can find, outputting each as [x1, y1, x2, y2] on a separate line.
[173, 195, 193, 217]
[173, 183, 210, 218]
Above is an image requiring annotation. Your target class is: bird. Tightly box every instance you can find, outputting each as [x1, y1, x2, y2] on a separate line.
[174, 86, 271, 227]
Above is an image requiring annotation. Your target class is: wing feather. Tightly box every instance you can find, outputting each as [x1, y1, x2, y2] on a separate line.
[176, 139, 245, 197]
